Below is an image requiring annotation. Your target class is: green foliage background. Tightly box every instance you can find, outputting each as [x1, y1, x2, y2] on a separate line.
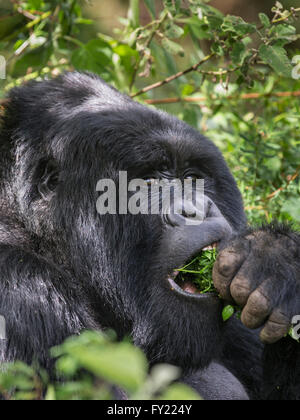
[0, 0, 299, 400]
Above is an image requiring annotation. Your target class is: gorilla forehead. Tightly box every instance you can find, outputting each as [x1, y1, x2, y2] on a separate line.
[55, 101, 221, 176]
[6, 71, 223, 177]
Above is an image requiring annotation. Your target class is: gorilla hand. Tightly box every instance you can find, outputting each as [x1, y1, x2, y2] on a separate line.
[213, 227, 300, 344]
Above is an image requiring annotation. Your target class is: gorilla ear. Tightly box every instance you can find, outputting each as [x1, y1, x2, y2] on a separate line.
[37, 159, 59, 201]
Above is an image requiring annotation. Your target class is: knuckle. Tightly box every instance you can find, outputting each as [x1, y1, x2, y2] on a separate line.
[247, 290, 270, 316]
[260, 310, 290, 344]
[217, 251, 242, 278]
[230, 277, 251, 305]
[260, 321, 289, 344]
[241, 310, 261, 329]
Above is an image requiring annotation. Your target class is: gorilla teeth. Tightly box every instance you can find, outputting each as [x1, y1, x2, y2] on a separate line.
[202, 242, 218, 251]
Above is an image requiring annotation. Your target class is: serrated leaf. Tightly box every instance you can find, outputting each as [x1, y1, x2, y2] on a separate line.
[259, 44, 293, 78]
[259, 13, 271, 28]
[222, 16, 256, 36]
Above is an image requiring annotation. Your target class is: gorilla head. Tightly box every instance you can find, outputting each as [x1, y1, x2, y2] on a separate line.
[0, 72, 246, 371]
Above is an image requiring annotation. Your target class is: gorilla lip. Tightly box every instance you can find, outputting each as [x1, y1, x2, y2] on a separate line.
[167, 242, 218, 300]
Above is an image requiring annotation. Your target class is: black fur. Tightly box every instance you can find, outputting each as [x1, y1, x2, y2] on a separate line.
[0, 72, 299, 400]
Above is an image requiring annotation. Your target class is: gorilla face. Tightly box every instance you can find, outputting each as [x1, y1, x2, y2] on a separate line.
[2, 73, 246, 370]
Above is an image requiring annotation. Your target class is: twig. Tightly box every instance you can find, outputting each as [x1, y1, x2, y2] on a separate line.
[272, 7, 300, 24]
[265, 166, 300, 201]
[131, 53, 215, 98]
[130, 10, 169, 91]
[16, 7, 36, 20]
[1, 11, 52, 42]
[143, 90, 300, 105]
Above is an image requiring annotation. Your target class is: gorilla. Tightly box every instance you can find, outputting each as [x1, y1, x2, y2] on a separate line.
[0, 72, 299, 400]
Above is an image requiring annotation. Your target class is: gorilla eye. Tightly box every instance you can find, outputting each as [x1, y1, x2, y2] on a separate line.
[144, 178, 158, 186]
[36, 159, 60, 201]
[185, 175, 198, 181]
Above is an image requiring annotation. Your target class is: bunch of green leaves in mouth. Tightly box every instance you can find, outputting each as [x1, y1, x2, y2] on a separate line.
[176, 249, 241, 323]
[176, 248, 218, 295]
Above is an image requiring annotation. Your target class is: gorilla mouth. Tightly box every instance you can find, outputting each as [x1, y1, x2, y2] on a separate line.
[167, 243, 219, 300]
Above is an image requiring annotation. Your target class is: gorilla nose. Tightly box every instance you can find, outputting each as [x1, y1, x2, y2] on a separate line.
[165, 196, 223, 227]
[161, 197, 233, 269]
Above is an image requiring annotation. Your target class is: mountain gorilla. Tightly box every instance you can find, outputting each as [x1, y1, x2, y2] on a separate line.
[0, 72, 299, 400]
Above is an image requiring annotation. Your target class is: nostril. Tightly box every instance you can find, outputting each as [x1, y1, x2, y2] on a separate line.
[163, 212, 183, 227]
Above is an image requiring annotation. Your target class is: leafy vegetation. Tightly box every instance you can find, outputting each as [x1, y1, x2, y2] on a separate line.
[0, 0, 299, 400]
[0, 331, 200, 400]
[176, 248, 217, 294]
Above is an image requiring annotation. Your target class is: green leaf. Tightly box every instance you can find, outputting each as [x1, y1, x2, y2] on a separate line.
[163, 0, 181, 15]
[259, 44, 293, 78]
[71, 39, 112, 74]
[165, 23, 185, 39]
[184, 16, 212, 40]
[144, 0, 156, 19]
[270, 24, 298, 45]
[181, 84, 195, 96]
[128, 0, 140, 28]
[0, 14, 24, 40]
[259, 13, 271, 28]
[222, 305, 235, 322]
[69, 342, 148, 393]
[26, 0, 43, 8]
[45, 385, 56, 401]
[211, 42, 224, 56]
[222, 16, 256, 36]
[75, 18, 94, 25]
[162, 38, 184, 56]
[159, 383, 201, 400]
[281, 198, 300, 222]
[231, 41, 247, 66]
[113, 44, 139, 75]
[13, 44, 52, 77]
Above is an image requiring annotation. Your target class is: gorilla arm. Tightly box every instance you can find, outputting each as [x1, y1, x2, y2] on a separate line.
[213, 223, 300, 400]
[0, 243, 95, 368]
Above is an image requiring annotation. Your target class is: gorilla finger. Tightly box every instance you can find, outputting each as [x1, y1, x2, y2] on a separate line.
[241, 288, 272, 329]
[213, 247, 249, 301]
[229, 257, 261, 307]
[259, 309, 290, 344]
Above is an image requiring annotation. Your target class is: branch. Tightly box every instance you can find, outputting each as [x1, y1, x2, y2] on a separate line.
[264, 165, 300, 201]
[130, 10, 169, 91]
[1, 11, 52, 42]
[272, 7, 300, 24]
[143, 90, 300, 105]
[131, 53, 215, 98]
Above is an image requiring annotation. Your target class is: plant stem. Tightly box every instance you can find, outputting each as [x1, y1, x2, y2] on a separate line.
[131, 53, 215, 98]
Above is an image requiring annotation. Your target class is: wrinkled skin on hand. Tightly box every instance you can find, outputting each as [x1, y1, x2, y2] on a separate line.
[213, 227, 300, 344]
